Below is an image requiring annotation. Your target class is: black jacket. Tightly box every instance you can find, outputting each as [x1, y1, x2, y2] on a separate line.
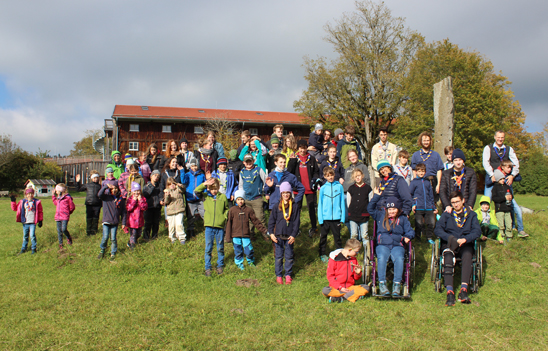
[434, 208, 481, 243]
[268, 201, 300, 239]
[491, 183, 513, 213]
[287, 154, 320, 192]
[439, 167, 477, 209]
[77, 181, 102, 206]
[146, 154, 166, 171]
[143, 181, 163, 209]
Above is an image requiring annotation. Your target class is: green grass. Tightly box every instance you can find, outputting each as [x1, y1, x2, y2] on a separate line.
[1, 193, 547, 350]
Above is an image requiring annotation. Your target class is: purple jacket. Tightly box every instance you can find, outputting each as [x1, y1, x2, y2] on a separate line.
[126, 196, 148, 228]
[52, 194, 75, 221]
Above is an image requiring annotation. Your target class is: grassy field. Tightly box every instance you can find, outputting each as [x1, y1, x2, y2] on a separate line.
[1, 193, 547, 350]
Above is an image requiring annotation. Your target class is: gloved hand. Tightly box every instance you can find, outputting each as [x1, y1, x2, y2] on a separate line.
[38, 221, 43, 228]
[10, 195, 16, 202]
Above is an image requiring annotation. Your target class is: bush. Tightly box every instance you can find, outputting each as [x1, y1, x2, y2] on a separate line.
[514, 151, 548, 196]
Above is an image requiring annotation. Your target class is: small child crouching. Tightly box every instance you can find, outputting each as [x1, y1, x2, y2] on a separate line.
[225, 189, 268, 270]
[11, 188, 43, 254]
[52, 183, 75, 249]
[126, 182, 148, 250]
[322, 239, 370, 303]
[98, 182, 123, 260]
[163, 177, 187, 245]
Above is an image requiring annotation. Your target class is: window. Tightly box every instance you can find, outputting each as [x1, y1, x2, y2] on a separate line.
[162, 142, 167, 151]
[194, 126, 204, 134]
[129, 124, 139, 132]
[162, 125, 172, 133]
[141, 106, 149, 111]
[283, 130, 288, 136]
[249, 128, 258, 136]
[129, 142, 139, 151]
[40, 188, 48, 194]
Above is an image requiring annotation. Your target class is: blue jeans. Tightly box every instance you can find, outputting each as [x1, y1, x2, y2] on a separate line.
[484, 185, 524, 232]
[349, 221, 368, 242]
[204, 227, 225, 270]
[233, 237, 254, 266]
[56, 220, 71, 245]
[100, 224, 118, 255]
[274, 238, 294, 277]
[376, 245, 404, 283]
[22, 223, 37, 251]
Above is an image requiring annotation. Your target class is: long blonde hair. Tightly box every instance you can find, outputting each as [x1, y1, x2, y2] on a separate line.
[282, 135, 296, 154]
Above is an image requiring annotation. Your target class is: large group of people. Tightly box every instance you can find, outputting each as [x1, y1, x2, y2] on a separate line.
[10, 123, 529, 306]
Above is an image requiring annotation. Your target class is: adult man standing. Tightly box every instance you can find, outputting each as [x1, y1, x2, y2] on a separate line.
[482, 130, 528, 237]
[266, 124, 284, 150]
[371, 127, 398, 189]
[411, 132, 444, 202]
[439, 149, 477, 212]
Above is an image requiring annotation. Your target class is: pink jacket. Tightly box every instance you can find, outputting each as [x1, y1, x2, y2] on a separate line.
[126, 196, 148, 228]
[52, 194, 76, 221]
[11, 199, 44, 224]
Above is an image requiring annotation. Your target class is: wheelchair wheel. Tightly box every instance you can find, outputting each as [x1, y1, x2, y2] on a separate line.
[409, 245, 415, 290]
[363, 240, 372, 285]
[430, 243, 438, 282]
[478, 244, 484, 287]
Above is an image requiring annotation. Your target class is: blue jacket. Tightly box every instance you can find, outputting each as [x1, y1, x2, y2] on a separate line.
[368, 194, 414, 250]
[409, 177, 436, 211]
[239, 140, 267, 173]
[182, 169, 206, 202]
[434, 208, 481, 243]
[318, 181, 346, 224]
[376, 172, 413, 216]
[264, 170, 305, 210]
[212, 169, 236, 199]
[239, 166, 266, 201]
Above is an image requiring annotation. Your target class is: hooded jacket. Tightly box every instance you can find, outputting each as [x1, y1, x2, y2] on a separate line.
[106, 151, 124, 179]
[287, 153, 320, 194]
[11, 198, 43, 224]
[212, 169, 236, 200]
[376, 172, 413, 216]
[267, 199, 300, 239]
[318, 180, 346, 224]
[142, 181, 163, 209]
[164, 185, 186, 216]
[98, 185, 123, 225]
[434, 207, 481, 243]
[126, 196, 148, 228]
[326, 249, 362, 289]
[194, 183, 229, 228]
[183, 169, 205, 202]
[474, 195, 499, 227]
[52, 194, 76, 221]
[336, 138, 363, 169]
[409, 177, 436, 211]
[439, 166, 477, 209]
[225, 204, 267, 241]
[368, 194, 415, 250]
[319, 157, 345, 182]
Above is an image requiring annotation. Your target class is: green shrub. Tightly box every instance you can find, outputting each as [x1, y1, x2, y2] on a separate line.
[514, 151, 548, 196]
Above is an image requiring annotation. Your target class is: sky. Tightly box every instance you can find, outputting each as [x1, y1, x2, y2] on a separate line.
[0, 0, 546, 155]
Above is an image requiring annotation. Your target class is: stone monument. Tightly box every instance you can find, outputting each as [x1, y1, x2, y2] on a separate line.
[433, 77, 454, 161]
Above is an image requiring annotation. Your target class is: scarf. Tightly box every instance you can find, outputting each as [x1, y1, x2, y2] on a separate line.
[494, 145, 506, 161]
[451, 169, 465, 191]
[420, 149, 432, 162]
[327, 159, 338, 170]
[282, 200, 292, 226]
[395, 165, 410, 179]
[24, 199, 36, 213]
[453, 207, 468, 228]
[379, 174, 396, 194]
[298, 154, 311, 166]
[200, 147, 214, 155]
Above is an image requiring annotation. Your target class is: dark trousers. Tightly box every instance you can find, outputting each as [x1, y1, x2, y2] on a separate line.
[319, 220, 342, 256]
[427, 176, 439, 204]
[144, 207, 161, 239]
[442, 238, 474, 287]
[274, 238, 294, 277]
[86, 205, 101, 235]
[298, 193, 317, 229]
[414, 210, 436, 239]
[129, 228, 142, 246]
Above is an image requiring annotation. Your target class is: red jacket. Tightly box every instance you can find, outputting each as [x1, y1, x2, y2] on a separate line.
[126, 196, 148, 228]
[326, 249, 362, 289]
[11, 199, 43, 224]
[52, 194, 75, 221]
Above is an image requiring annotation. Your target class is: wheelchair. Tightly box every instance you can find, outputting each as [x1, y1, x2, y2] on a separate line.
[430, 238, 483, 293]
[363, 222, 415, 298]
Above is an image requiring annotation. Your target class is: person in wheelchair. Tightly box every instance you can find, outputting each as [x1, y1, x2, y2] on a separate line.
[368, 193, 415, 297]
[434, 190, 481, 306]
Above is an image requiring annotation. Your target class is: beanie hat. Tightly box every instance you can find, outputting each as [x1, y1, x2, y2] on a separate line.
[189, 158, 199, 166]
[384, 196, 402, 210]
[131, 182, 141, 191]
[279, 181, 292, 193]
[151, 169, 161, 176]
[179, 137, 188, 145]
[217, 157, 227, 165]
[494, 169, 505, 182]
[377, 159, 393, 172]
[234, 189, 246, 200]
[334, 128, 344, 137]
[105, 167, 114, 174]
[315, 123, 323, 131]
[452, 148, 466, 162]
[297, 139, 308, 148]
[25, 187, 34, 195]
[126, 158, 136, 166]
[229, 149, 237, 160]
[124, 153, 132, 162]
[270, 135, 280, 145]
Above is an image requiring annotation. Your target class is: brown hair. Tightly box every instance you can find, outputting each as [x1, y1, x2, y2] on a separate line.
[415, 163, 426, 172]
[90, 169, 99, 175]
[351, 168, 364, 178]
[344, 238, 362, 251]
[277, 194, 294, 211]
[241, 130, 251, 137]
[398, 150, 409, 159]
[165, 139, 179, 158]
[501, 160, 514, 167]
[417, 132, 432, 149]
[274, 153, 286, 163]
[323, 167, 335, 177]
[207, 178, 220, 191]
[162, 156, 178, 173]
[450, 190, 464, 201]
[283, 134, 296, 153]
[128, 164, 140, 173]
[444, 146, 454, 155]
[147, 143, 159, 164]
[346, 149, 359, 162]
[383, 208, 402, 231]
[345, 125, 355, 135]
[166, 177, 177, 188]
[273, 124, 284, 132]
[327, 144, 337, 152]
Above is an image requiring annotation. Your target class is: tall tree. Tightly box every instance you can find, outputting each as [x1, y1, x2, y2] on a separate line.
[294, 0, 424, 164]
[70, 129, 102, 156]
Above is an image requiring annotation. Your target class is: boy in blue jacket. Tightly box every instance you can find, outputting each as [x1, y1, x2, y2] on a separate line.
[211, 157, 236, 204]
[182, 158, 206, 238]
[317, 167, 346, 263]
[239, 154, 269, 239]
[264, 154, 305, 211]
[409, 163, 437, 244]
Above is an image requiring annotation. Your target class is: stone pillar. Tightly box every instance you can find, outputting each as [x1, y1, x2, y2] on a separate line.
[433, 77, 454, 162]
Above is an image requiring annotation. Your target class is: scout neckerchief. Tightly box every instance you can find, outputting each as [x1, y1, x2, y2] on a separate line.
[242, 167, 259, 184]
[379, 174, 396, 194]
[451, 169, 465, 191]
[200, 152, 211, 168]
[298, 153, 310, 166]
[24, 199, 36, 213]
[452, 207, 468, 228]
[380, 141, 389, 159]
[327, 159, 338, 170]
[395, 165, 410, 179]
[494, 145, 506, 161]
[420, 149, 432, 162]
[282, 200, 292, 226]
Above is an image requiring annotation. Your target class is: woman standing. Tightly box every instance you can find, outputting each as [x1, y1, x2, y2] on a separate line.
[146, 144, 165, 171]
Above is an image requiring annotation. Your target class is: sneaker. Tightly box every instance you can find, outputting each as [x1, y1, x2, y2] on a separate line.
[67, 237, 73, 245]
[276, 276, 283, 285]
[428, 239, 435, 245]
[18, 249, 25, 255]
[392, 282, 401, 297]
[379, 282, 390, 297]
[285, 276, 292, 285]
[179, 240, 186, 245]
[31, 249, 36, 255]
[97, 251, 105, 260]
[216, 267, 224, 275]
[329, 296, 344, 303]
[320, 255, 329, 263]
[446, 290, 456, 306]
[237, 263, 245, 271]
[59, 244, 63, 250]
[308, 228, 316, 238]
[109, 254, 116, 261]
[458, 287, 471, 304]
[248, 262, 256, 267]
[518, 231, 529, 238]
[204, 269, 212, 277]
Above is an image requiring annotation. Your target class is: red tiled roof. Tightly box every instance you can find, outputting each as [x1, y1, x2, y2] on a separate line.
[112, 105, 309, 125]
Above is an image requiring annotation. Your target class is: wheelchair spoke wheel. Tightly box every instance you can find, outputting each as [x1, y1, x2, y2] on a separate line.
[435, 280, 442, 293]
[363, 240, 372, 285]
[478, 245, 484, 287]
[430, 245, 436, 282]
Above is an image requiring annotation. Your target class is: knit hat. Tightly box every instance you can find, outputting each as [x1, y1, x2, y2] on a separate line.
[105, 167, 114, 174]
[124, 153, 133, 162]
[279, 182, 292, 193]
[234, 189, 246, 200]
[384, 196, 402, 210]
[25, 187, 34, 195]
[151, 170, 161, 176]
[217, 157, 227, 165]
[315, 123, 323, 131]
[131, 182, 141, 191]
[334, 128, 344, 137]
[179, 137, 188, 145]
[126, 158, 135, 166]
[452, 148, 466, 162]
[377, 159, 393, 172]
[270, 135, 280, 145]
[229, 149, 237, 160]
[494, 169, 505, 182]
[297, 139, 308, 148]
[243, 154, 254, 162]
[189, 158, 199, 167]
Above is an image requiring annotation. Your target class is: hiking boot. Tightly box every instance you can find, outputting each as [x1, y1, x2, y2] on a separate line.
[458, 287, 471, 304]
[446, 291, 456, 306]
[97, 250, 105, 260]
[285, 276, 293, 285]
[127, 242, 134, 251]
[392, 282, 402, 297]
[216, 267, 224, 275]
[276, 276, 283, 285]
[379, 281, 390, 297]
[18, 249, 25, 255]
[109, 254, 116, 261]
[308, 228, 316, 238]
[31, 249, 36, 255]
[320, 255, 329, 263]
[237, 263, 245, 271]
[329, 296, 344, 303]
[518, 231, 529, 238]
[204, 269, 212, 277]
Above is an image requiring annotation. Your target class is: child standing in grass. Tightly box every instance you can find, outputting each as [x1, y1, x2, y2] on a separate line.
[98, 182, 123, 260]
[409, 163, 437, 245]
[318, 167, 346, 263]
[195, 178, 229, 277]
[225, 189, 268, 270]
[322, 238, 370, 303]
[347, 168, 372, 243]
[11, 188, 43, 255]
[211, 157, 236, 204]
[142, 169, 163, 240]
[183, 158, 206, 238]
[75, 171, 102, 236]
[52, 183, 75, 249]
[268, 182, 300, 285]
[491, 169, 513, 243]
[126, 182, 148, 250]
[164, 177, 187, 245]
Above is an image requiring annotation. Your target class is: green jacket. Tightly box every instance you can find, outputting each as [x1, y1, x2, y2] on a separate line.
[195, 183, 229, 228]
[474, 195, 498, 227]
[106, 151, 124, 179]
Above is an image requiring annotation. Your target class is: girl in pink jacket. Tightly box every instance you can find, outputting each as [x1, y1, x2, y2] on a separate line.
[126, 182, 148, 250]
[52, 183, 76, 249]
[11, 188, 44, 254]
